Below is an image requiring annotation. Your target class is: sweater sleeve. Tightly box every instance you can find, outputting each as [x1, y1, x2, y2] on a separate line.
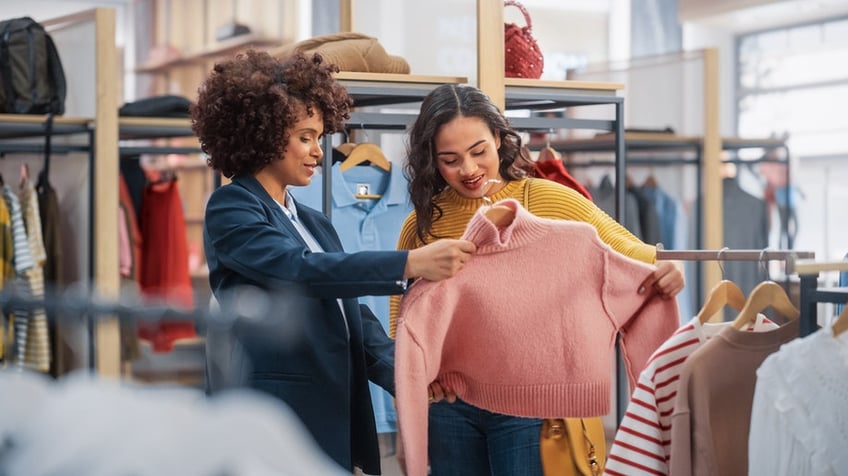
[600, 241, 679, 389]
[526, 179, 657, 264]
[669, 379, 694, 476]
[395, 324, 430, 476]
[605, 370, 670, 475]
[394, 280, 452, 476]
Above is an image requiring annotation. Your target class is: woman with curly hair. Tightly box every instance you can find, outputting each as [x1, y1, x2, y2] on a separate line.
[390, 84, 685, 475]
[194, 51, 475, 474]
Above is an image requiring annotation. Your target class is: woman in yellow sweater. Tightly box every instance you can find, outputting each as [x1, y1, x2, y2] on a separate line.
[390, 84, 684, 476]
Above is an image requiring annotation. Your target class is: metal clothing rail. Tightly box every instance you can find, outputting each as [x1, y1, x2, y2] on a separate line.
[656, 248, 814, 262]
[656, 248, 819, 337]
[793, 260, 848, 337]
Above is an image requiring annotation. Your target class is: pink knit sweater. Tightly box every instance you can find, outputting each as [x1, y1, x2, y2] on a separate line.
[394, 199, 679, 476]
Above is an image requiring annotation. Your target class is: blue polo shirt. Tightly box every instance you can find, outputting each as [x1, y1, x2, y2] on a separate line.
[290, 162, 411, 433]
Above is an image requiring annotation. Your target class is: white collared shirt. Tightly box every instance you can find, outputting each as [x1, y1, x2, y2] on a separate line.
[279, 191, 349, 339]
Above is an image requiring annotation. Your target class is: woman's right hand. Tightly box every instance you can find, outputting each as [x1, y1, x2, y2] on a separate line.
[404, 239, 476, 281]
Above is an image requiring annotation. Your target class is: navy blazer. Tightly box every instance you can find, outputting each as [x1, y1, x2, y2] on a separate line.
[203, 175, 406, 474]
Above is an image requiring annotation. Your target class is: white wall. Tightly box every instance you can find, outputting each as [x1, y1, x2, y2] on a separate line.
[682, 23, 737, 136]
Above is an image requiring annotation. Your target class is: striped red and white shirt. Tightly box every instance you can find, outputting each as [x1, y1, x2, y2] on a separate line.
[604, 315, 775, 476]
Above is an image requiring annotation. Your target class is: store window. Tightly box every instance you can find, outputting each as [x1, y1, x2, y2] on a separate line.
[736, 17, 848, 262]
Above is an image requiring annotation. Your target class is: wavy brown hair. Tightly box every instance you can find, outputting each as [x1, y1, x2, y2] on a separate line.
[405, 84, 534, 243]
[191, 50, 352, 178]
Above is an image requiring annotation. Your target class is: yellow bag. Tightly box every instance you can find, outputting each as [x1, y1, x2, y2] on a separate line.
[540, 417, 605, 476]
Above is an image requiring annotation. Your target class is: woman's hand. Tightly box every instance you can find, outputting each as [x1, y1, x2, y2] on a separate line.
[428, 381, 457, 404]
[639, 260, 685, 300]
[405, 239, 476, 281]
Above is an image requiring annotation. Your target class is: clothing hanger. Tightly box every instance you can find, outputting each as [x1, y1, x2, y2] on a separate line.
[332, 129, 357, 159]
[19, 163, 30, 187]
[731, 249, 799, 330]
[335, 142, 357, 156]
[537, 130, 560, 163]
[832, 305, 848, 337]
[340, 143, 391, 173]
[831, 304, 848, 337]
[695, 248, 747, 324]
[481, 179, 513, 224]
[643, 167, 658, 188]
[484, 204, 515, 227]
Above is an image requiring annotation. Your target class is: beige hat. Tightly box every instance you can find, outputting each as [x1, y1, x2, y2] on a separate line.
[275, 32, 410, 74]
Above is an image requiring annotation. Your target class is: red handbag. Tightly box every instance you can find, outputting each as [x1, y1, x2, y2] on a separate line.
[504, 0, 544, 79]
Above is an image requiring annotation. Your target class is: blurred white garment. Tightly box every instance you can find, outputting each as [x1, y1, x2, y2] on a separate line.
[0, 370, 347, 476]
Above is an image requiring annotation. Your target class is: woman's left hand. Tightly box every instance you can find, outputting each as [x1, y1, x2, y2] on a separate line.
[639, 260, 685, 300]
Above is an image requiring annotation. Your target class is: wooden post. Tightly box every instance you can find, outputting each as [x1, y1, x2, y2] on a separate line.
[94, 7, 121, 376]
[340, 0, 353, 32]
[702, 47, 722, 317]
[477, 0, 504, 110]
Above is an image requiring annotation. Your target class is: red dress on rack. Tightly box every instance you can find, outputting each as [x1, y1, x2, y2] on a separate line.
[138, 178, 195, 352]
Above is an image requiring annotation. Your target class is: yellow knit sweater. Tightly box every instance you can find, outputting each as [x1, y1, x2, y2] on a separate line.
[389, 177, 657, 337]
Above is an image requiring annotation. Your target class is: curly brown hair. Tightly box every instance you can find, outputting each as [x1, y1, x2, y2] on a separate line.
[191, 50, 352, 178]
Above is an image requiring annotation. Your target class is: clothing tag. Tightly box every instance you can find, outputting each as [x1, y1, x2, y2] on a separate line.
[356, 183, 371, 196]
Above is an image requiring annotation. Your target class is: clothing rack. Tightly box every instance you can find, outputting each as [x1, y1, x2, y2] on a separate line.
[656, 248, 818, 334]
[791, 259, 848, 337]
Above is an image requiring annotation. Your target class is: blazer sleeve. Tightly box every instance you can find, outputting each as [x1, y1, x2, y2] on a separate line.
[359, 303, 395, 395]
[599, 241, 680, 389]
[205, 184, 408, 299]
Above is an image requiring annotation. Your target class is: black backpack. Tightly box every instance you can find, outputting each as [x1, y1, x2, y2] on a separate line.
[0, 17, 66, 115]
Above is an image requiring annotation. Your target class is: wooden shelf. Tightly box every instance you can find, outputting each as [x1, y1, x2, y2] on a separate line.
[335, 71, 467, 85]
[136, 34, 286, 74]
[118, 117, 194, 140]
[0, 114, 91, 140]
[505, 78, 625, 91]
[334, 73, 468, 108]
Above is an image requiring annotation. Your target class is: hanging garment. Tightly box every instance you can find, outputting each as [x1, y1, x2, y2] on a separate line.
[636, 184, 693, 320]
[18, 179, 51, 373]
[118, 175, 142, 282]
[138, 179, 195, 352]
[394, 199, 680, 476]
[668, 319, 799, 476]
[34, 176, 60, 287]
[3, 186, 38, 370]
[722, 177, 770, 297]
[839, 253, 848, 316]
[748, 326, 848, 475]
[533, 159, 593, 200]
[628, 185, 662, 246]
[605, 315, 777, 476]
[290, 162, 411, 434]
[590, 175, 644, 240]
[0, 197, 12, 362]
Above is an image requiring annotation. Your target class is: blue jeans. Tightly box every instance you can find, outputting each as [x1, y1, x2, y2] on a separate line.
[428, 398, 543, 476]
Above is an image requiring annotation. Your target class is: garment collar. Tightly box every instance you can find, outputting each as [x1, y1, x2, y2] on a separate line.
[329, 162, 405, 208]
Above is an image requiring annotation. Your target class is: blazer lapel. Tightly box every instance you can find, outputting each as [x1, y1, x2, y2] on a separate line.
[295, 203, 340, 252]
[231, 175, 311, 249]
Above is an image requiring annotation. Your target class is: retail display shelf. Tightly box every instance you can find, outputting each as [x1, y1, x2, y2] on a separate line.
[335, 72, 468, 107]
[0, 114, 91, 139]
[118, 117, 195, 140]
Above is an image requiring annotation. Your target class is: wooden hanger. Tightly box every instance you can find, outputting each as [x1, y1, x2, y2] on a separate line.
[484, 204, 515, 227]
[731, 281, 800, 330]
[335, 142, 357, 156]
[697, 280, 747, 324]
[340, 142, 391, 173]
[537, 145, 560, 163]
[832, 305, 848, 337]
